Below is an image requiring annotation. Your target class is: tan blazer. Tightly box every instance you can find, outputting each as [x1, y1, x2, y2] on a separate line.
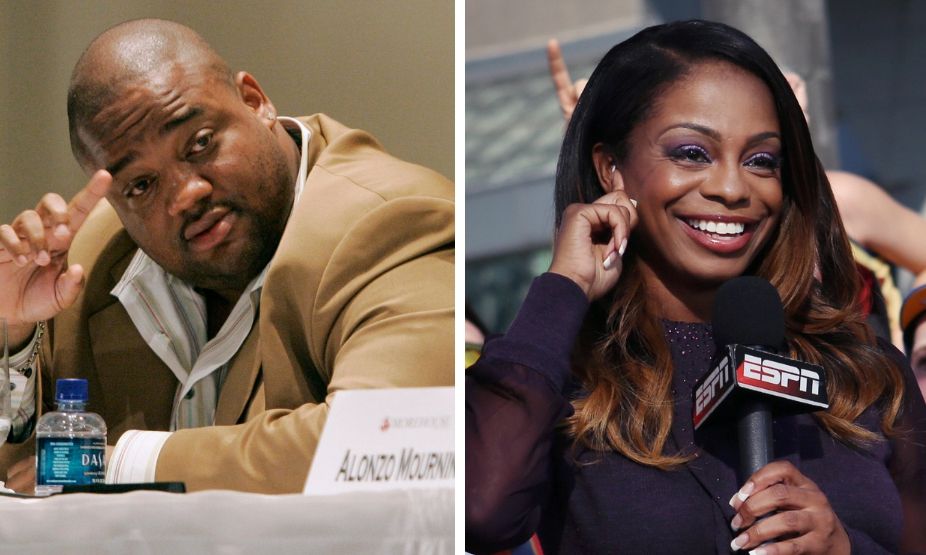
[25, 114, 454, 493]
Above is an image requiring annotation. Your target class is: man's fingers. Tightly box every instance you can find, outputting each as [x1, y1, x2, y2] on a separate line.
[547, 39, 574, 93]
[0, 224, 30, 264]
[36, 193, 72, 239]
[11, 210, 49, 264]
[2, 173, 108, 263]
[547, 39, 577, 114]
[67, 169, 111, 232]
[1, 172, 109, 264]
[55, 264, 85, 311]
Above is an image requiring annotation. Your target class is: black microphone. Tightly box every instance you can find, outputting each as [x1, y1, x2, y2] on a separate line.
[692, 276, 828, 481]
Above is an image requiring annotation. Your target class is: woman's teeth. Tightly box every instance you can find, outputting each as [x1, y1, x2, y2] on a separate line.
[686, 219, 745, 235]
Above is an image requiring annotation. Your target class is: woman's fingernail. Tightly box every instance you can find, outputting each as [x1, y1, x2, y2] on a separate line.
[737, 481, 755, 503]
[54, 224, 69, 238]
[730, 533, 748, 551]
[603, 252, 616, 270]
[730, 514, 743, 530]
[618, 238, 628, 256]
[630, 198, 638, 208]
[749, 549, 767, 555]
[36, 250, 50, 265]
[15, 255, 27, 266]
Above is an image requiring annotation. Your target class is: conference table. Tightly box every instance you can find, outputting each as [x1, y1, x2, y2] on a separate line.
[0, 487, 453, 553]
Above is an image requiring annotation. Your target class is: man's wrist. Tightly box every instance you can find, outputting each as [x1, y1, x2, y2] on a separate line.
[5, 321, 38, 354]
[6, 321, 44, 373]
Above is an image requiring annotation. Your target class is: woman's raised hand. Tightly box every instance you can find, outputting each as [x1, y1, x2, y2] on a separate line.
[549, 191, 637, 301]
[729, 461, 851, 554]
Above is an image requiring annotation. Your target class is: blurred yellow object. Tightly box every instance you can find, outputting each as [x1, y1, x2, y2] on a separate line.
[465, 343, 482, 368]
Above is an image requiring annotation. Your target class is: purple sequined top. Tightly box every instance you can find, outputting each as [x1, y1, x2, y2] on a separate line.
[466, 273, 926, 554]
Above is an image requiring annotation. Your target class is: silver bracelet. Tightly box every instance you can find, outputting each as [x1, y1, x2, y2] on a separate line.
[23, 320, 46, 371]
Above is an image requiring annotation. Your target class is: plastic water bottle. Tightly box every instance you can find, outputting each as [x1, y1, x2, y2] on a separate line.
[35, 379, 107, 496]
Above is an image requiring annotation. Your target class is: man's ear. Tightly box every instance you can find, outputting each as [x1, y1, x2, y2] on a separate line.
[591, 143, 625, 193]
[236, 71, 277, 127]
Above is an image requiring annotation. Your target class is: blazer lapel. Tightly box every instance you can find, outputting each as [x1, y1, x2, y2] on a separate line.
[214, 326, 262, 425]
[87, 303, 176, 438]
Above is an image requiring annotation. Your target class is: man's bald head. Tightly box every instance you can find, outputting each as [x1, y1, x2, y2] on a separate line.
[67, 19, 236, 166]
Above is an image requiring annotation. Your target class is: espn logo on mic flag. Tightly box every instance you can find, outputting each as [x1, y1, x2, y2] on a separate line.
[693, 345, 828, 429]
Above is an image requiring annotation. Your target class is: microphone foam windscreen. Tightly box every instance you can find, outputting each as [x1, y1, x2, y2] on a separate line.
[712, 276, 785, 350]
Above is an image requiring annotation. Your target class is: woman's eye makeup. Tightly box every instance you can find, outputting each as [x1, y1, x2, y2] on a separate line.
[667, 144, 711, 163]
[744, 152, 781, 171]
[663, 143, 781, 172]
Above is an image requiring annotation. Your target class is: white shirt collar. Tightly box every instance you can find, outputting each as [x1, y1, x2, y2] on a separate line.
[278, 116, 311, 202]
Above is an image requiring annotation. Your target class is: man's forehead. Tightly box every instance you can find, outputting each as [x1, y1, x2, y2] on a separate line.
[78, 66, 227, 172]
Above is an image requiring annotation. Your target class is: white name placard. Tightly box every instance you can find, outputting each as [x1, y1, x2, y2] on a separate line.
[304, 387, 454, 495]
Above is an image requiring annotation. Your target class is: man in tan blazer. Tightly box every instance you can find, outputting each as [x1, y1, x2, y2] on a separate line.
[0, 20, 453, 493]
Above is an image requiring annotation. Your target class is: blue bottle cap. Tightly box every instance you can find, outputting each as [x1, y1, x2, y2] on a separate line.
[56, 379, 88, 402]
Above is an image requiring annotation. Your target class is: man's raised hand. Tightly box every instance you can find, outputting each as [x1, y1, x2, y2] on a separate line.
[0, 170, 111, 349]
[547, 39, 587, 123]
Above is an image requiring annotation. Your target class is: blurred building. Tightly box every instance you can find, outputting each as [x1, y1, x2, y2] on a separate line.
[466, 0, 926, 332]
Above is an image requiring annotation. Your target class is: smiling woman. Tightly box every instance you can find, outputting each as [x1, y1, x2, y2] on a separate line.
[589, 61, 784, 313]
[466, 19, 926, 555]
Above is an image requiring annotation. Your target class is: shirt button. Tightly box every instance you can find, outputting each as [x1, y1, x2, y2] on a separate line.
[185, 390, 195, 400]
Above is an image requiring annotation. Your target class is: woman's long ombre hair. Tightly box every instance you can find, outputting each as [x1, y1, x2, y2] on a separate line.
[556, 20, 905, 468]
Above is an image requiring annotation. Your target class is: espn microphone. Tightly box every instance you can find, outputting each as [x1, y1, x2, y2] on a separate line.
[692, 276, 828, 481]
